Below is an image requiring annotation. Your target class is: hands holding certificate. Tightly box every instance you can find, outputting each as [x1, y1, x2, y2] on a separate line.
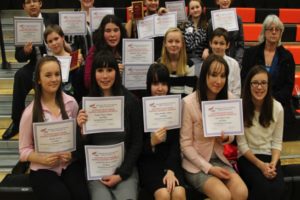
[77, 109, 88, 132]
[29, 151, 72, 168]
[100, 174, 122, 187]
[150, 127, 167, 147]
[24, 42, 33, 55]
[216, 131, 230, 144]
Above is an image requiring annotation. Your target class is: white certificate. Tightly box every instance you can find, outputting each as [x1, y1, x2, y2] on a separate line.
[154, 12, 177, 37]
[82, 96, 124, 134]
[59, 11, 87, 35]
[14, 17, 43, 46]
[123, 65, 149, 90]
[201, 99, 244, 137]
[90, 8, 114, 32]
[33, 119, 76, 153]
[123, 39, 154, 65]
[137, 15, 155, 39]
[55, 56, 71, 83]
[85, 143, 124, 180]
[211, 8, 239, 32]
[165, 1, 187, 22]
[143, 95, 181, 132]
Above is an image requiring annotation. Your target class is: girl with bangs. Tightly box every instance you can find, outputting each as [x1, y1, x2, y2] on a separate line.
[159, 27, 197, 98]
[180, 54, 248, 200]
[138, 63, 186, 200]
[77, 51, 143, 200]
[84, 14, 128, 90]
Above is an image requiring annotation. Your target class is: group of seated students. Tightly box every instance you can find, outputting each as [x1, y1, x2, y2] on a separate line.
[3, 0, 296, 199]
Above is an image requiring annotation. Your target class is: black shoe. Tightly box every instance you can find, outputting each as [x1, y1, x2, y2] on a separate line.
[2, 123, 19, 140]
[12, 161, 30, 174]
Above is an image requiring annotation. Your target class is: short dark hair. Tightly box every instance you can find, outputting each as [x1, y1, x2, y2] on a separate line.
[146, 63, 170, 96]
[197, 54, 229, 104]
[209, 27, 229, 44]
[23, 0, 42, 4]
[242, 65, 273, 127]
[89, 51, 122, 97]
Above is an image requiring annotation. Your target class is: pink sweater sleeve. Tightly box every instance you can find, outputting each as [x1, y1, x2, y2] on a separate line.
[19, 103, 34, 162]
[84, 46, 96, 89]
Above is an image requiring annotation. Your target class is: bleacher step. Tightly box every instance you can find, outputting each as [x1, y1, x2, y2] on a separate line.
[0, 116, 11, 129]
[0, 154, 18, 168]
[0, 140, 18, 150]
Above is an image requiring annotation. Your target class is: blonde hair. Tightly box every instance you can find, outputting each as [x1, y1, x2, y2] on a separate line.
[161, 27, 188, 76]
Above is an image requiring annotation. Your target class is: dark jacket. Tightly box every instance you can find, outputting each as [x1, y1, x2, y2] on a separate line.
[241, 42, 296, 124]
[85, 87, 143, 180]
[15, 12, 58, 66]
[138, 128, 183, 180]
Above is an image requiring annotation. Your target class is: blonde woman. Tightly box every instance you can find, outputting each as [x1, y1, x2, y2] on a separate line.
[159, 27, 197, 97]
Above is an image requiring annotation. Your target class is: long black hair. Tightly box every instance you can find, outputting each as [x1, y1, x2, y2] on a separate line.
[197, 54, 229, 106]
[146, 63, 170, 96]
[89, 51, 122, 97]
[93, 15, 127, 55]
[32, 56, 69, 122]
[242, 65, 273, 127]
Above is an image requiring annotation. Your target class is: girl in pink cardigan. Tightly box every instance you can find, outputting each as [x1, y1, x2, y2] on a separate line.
[180, 54, 248, 200]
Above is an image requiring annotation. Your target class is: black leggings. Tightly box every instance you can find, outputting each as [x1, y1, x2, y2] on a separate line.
[29, 161, 89, 200]
[238, 155, 284, 200]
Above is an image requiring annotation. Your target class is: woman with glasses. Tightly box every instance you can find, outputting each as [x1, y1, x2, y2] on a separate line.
[241, 14, 295, 139]
[237, 65, 285, 200]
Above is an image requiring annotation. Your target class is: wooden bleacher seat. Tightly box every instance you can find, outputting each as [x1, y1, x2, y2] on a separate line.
[284, 45, 300, 65]
[243, 23, 262, 42]
[279, 8, 300, 23]
[236, 7, 255, 23]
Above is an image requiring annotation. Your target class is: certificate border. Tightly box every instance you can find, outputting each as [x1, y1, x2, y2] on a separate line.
[154, 12, 177, 37]
[59, 11, 87, 35]
[136, 14, 155, 39]
[33, 119, 76, 153]
[211, 8, 239, 32]
[165, 1, 187, 22]
[122, 39, 154, 65]
[85, 142, 124, 180]
[123, 64, 149, 90]
[201, 99, 244, 137]
[14, 17, 44, 46]
[142, 94, 182, 132]
[89, 7, 114, 32]
[82, 96, 125, 134]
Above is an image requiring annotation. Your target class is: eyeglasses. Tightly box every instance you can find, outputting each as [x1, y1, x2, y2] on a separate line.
[265, 27, 281, 33]
[250, 81, 268, 88]
[24, 0, 40, 4]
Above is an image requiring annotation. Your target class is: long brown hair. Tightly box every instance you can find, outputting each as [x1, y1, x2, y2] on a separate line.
[44, 24, 71, 53]
[197, 54, 229, 106]
[242, 65, 273, 127]
[188, 0, 207, 29]
[32, 56, 69, 122]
